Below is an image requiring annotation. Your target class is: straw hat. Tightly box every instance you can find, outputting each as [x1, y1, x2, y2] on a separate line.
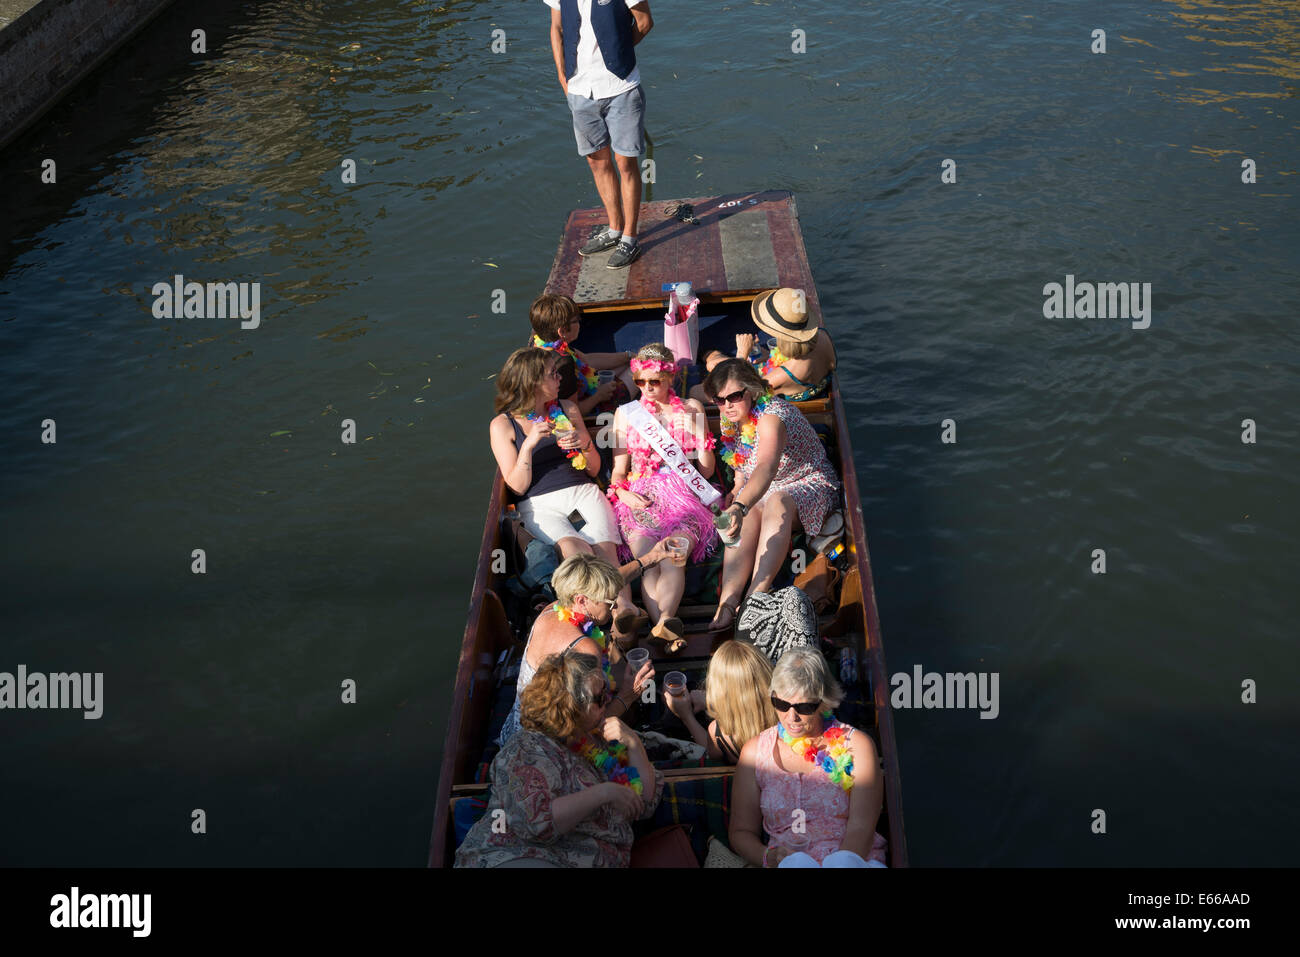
[750, 287, 819, 342]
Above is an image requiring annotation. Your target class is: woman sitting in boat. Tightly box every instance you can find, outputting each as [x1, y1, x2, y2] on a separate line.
[489, 347, 646, 639]
[456, 652, 663, 868]
[704, 359, 842, 632]
[739, 287, 837, 402]
[529, 292, 632, 416]
[729, 646, 887, 868]
[664, 639, 778, 764]
[609, 343, 719, 654]
[498, 554, 658, 747]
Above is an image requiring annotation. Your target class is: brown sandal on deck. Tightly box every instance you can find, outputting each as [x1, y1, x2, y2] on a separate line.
[705, 601, 739, 636]
[650, 618, 687, 655]
[613, 606, 650, 637]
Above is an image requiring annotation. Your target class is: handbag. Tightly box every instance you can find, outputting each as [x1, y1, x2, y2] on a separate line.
[794, 551, 841, 615]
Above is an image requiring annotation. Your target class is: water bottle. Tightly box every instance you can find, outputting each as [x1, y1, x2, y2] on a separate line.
[711, 504, 740, 548]
[839, 648, 857, 685]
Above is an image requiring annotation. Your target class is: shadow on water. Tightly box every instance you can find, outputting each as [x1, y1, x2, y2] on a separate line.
[0, 0, 256, 279]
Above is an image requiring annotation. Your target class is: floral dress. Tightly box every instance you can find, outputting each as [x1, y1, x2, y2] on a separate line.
[611, 395, 719, 563]
[736, 396, 841, 537]
[455, 730, 664, 868]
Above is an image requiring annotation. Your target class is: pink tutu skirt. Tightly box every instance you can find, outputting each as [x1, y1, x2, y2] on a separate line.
[612, 471, 719, 564]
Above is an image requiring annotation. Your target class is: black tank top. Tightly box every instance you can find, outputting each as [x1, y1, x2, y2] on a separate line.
[507, 414, 591, 499]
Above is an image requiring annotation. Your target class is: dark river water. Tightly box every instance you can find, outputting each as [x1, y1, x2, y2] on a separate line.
[1, 0, 1296, 866]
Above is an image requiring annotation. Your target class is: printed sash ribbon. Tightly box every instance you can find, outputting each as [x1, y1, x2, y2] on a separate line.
[620, 401, 722, 509]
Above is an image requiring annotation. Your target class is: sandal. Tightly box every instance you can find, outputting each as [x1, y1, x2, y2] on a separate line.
[650, 618, 687, 655]
[613, 606, 650, 636]
[706, 601, 739, 636]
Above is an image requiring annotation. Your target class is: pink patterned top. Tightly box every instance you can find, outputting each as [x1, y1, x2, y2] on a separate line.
[754, 724, 888, 864]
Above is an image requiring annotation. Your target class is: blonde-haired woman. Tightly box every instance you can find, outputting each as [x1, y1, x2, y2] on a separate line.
[488, 347, 645, 639]
[456, 652, 663, 868]
[609, 342, 718, 654]
[497, 554, 656, 746]
[664, 639, 778, 764]
[730, 647, 887, 868]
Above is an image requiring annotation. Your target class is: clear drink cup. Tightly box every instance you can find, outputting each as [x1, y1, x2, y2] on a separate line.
[626, 647, 650, 678]
[666, 536, 690, 566]
[664, 671, 687, 698]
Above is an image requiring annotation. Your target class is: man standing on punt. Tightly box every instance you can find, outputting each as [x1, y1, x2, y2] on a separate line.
[545, 0, 654, 269]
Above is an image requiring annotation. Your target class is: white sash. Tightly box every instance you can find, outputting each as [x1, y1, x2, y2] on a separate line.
[620, 401, 722, 508]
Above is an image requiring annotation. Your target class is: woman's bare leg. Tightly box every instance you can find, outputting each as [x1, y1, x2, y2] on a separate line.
[628, 533, 662, 623]
[748, 492, 798, 595]
[556, 537, 592, 561]
[594, 540, 637, 613]
[652, 533, 693, 622]
[712, 507, 763, 628]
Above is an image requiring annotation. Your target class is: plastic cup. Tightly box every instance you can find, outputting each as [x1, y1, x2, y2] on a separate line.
[766, 337, 778, 352]
[598, 369, 615, 383]
[626, 647, 650, 674]
[552, 425, 575, 449]
[666, 535, 690, 566]
[664, 671, 687, 698]
[787, 831, 811, 853]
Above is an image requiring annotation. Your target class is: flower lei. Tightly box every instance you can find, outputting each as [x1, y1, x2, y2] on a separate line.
[718, 392, 773, 471]
[757, 344, 790, 379]
[533, 334, 598, 397]
[626, 392, 715, 480]
[777, 714, 854, 792]
[527, 402, 585, 470]
[554, 604, 615, 691]
[570, 737, 644, 796]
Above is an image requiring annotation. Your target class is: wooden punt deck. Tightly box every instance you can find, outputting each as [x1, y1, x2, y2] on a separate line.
[430, 191, 906, 867]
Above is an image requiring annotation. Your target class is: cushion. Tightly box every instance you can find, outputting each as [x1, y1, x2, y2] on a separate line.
[704, 836, 750, 868]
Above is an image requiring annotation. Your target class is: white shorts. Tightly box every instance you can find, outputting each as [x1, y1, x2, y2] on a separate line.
[517, 483, 622, 548]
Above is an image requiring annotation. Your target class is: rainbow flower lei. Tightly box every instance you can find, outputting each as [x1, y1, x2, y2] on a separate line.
[777, 714, 854, 792]
[533, 334, 599, 397]
[554, 604, 615, 691]
[757, 345, 790, 380]
[527, 402, 585, 470]
[718, 392, 773, 471]
[570, 736, 644, 796]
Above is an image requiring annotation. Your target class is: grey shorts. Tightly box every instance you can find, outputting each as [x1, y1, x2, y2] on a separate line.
[566, 85, 646, 158]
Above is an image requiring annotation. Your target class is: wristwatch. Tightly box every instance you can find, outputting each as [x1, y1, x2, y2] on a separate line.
[732, 500, 749, 517]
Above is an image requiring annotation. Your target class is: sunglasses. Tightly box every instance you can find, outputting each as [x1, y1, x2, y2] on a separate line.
[547, 369, 562, 380]
[584, 596, 615, 610]
[713, 388, 748, 406]
[770, 695, 821, 716]
[633, 378, 662, 388]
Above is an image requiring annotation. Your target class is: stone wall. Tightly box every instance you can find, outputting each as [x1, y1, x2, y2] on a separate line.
[0, 0, 176, 149]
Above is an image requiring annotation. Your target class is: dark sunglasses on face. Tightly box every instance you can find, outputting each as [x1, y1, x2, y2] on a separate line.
[713, 388, 747, 406]
[770, 695, 821, 716]
[634, 378, 662, 388]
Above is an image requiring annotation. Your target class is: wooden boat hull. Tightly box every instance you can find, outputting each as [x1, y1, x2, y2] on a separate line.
[429, 191, 906, 867]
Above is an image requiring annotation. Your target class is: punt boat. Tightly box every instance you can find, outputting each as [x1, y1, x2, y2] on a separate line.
[428, 189, 907, 867]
